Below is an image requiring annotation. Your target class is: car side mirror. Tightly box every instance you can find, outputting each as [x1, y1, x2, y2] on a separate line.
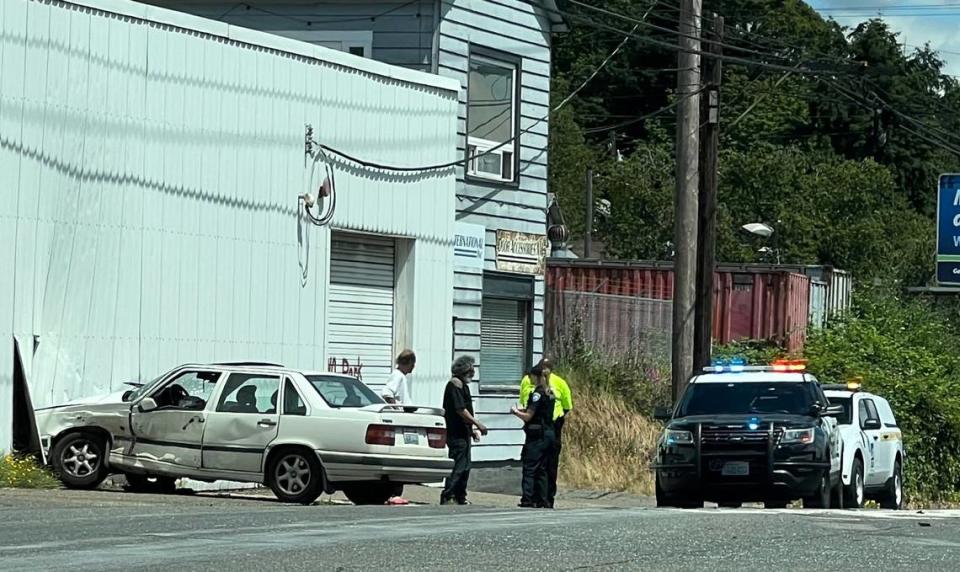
[138, 397, 158, 413]
[862, 418, 882, 430]
[653, 406, 673, 422]
[122, 390, 134, 402]
[823, 404, 844, 417]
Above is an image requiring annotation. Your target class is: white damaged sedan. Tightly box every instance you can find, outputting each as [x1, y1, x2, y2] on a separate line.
[34, 362, 452, 504]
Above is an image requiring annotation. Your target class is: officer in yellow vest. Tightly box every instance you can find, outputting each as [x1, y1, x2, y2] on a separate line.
[519, 358, 573, 508]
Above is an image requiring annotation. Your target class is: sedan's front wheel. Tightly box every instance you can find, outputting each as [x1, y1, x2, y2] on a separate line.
[267, 449, 322, 505]
[51, 432, 108, 490]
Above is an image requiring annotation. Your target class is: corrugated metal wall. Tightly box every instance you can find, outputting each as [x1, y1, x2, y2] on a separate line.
[0, 0, 459, 451]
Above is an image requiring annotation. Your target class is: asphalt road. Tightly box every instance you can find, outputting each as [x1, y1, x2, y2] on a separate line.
[2, 488, 959, 571]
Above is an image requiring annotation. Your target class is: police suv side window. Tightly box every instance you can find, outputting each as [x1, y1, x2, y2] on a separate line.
[858, 400, 869, 429]
[864, 399, 881, 423]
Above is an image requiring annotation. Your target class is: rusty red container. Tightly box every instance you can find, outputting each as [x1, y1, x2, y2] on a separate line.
[546, 260, 811, 353]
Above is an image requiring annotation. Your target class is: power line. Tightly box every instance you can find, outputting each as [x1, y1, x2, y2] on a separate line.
[582, 87, 705, 133]
[311, 2, 658, 172]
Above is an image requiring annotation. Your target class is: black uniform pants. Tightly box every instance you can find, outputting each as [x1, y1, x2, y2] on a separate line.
[546, 415, 564, 507]
[441, 437, 472, 503]
[520, 429, 557, 507]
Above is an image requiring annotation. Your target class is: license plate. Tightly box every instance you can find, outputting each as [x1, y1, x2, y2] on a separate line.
[403, 431, 420, 445]
[721, 461, 749, 476]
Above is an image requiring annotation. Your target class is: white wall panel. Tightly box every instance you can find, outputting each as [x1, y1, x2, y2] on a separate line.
[0, 0, 458, 450]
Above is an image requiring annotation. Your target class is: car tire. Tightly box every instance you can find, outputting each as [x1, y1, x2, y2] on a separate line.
[50, 432, 109, 490]
[879, 459, 904, 510]
[124, 473, 178, 494]
[655, 475, 702, 508]
[267, 449, 323, 505]
[803, 470, 831, 509]
[843, 458, 865, 509]
[342, 483, 403, 506]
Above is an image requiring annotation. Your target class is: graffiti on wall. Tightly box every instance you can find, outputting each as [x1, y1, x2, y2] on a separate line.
[327, 357, 364, 381]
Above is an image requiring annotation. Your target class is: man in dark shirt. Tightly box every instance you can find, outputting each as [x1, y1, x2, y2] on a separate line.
[440, 355, 488, 505]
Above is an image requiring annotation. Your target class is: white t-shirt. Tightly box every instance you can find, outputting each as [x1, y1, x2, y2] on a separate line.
[382, 369, 409, 404]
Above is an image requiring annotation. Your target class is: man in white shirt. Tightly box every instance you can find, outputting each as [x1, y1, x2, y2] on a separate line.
[382, 349, 416, 405]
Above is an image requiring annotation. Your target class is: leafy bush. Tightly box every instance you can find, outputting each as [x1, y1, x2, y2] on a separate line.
[804, 292, 960, 501]
[712, 340, 786, 365]
[0, 454, 59, 489]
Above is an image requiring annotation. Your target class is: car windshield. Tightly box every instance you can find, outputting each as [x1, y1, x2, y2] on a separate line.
[677, 381, 818, 416]
[828, 396, 853, 425]
[305, 375, 382, 408]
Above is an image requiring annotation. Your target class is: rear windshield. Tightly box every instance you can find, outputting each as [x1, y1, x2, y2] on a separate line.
[828, 396, 853, 425]
[305, 375, 382, 408]
[677, 381, 819, 417]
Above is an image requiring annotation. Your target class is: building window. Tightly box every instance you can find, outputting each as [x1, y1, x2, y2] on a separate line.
[467, 53, 517, 183]
[479, 274, 533, 388]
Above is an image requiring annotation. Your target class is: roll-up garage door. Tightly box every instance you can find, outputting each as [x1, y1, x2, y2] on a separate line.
[327, 234, 395, 390]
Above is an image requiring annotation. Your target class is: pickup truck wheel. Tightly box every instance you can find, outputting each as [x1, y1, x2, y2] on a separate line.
[803, 470, 831, 509]
[342, 483, 402, 506]
[880, 460, 904, 510]
[267, 450, 322, 505]
[843, 458, 865, 509]
[124, 474, 177, 494]
[51, 433, 108, 490]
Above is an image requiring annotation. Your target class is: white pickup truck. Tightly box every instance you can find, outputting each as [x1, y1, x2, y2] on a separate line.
[823, 383, 905, 509]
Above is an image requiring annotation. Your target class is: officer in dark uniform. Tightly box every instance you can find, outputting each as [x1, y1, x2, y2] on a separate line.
[510, 364, 557, 508]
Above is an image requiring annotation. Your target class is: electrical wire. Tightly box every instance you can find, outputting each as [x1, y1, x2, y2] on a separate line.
[310, 0, 660, 173]
[582, 87, 704, 133]
[227, 0, 422, 27]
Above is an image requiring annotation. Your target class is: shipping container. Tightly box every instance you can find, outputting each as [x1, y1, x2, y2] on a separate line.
[546, 261, 811, 353]
[716, 263, 852, 324]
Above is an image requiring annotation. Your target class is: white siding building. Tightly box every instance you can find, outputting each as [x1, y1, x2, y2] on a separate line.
[146, 0, 564, 464]
[0, 0, 459, 451]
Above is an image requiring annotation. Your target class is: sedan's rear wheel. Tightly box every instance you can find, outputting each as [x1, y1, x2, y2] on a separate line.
[267, 450, 322, 505]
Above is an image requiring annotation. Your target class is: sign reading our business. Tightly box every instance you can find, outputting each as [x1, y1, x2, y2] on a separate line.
[937, 174, 960, 285]
[495, 230, 549, 275]
[454, 222, 486, 270]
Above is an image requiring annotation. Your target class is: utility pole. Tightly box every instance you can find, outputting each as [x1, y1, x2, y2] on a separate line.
[671, 0, 703, 403]
[694, 15, 723, 372]
[584, 168, 594, 258]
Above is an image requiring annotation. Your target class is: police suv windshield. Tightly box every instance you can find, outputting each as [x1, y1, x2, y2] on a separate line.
[677, 381, 819, 417]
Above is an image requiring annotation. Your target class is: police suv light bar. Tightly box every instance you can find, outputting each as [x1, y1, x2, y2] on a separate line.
[703, 358, 808, 374]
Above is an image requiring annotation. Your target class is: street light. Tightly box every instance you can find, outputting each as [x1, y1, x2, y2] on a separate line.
[741, 222, 780, 264]
[741, 222, 774, 238]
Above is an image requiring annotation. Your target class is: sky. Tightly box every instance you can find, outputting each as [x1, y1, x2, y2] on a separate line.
[807, 0, 960, 76]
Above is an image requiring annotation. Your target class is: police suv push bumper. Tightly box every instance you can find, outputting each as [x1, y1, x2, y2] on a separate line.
[653, 421, 828, 501]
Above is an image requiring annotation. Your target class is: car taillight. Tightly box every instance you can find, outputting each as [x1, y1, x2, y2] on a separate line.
[426, 428, 447, 449]
[366, 424, 396, 446]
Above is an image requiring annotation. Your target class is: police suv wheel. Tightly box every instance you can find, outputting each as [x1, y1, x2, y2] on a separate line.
[843, 458, 865, 509]
[880, 460, 904, 510]
[655, 475, 702, 509]
[803, 470, 831, 509]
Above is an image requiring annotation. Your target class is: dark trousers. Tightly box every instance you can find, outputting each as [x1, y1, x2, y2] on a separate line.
[520, 429, 556, 507]
[546, 416, 564, 507]
[441, 437, 472, 503]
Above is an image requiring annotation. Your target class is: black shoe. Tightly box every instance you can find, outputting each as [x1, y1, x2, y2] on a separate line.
[456, 499, 471, 505]
[440, 497, 454, 505]
[518, 502, 537, 508]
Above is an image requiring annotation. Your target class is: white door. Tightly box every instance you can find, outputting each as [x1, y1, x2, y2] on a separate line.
[858, 397, 884, 485]
[128, 370, 222, 470]
[201, 373, 281, 474]
[328, 234, 396, 394]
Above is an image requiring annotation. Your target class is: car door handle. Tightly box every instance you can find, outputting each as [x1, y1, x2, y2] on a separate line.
[258, 419, 277, 427]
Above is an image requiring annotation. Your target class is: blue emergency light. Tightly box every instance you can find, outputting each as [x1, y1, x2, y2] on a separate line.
[709, 357, 747, 373]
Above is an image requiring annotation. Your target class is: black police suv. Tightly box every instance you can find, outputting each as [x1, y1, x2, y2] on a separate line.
[652, 362, 844, 509]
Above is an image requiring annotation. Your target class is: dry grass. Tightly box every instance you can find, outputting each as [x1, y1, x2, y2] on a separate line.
[559, 382, 662, 496]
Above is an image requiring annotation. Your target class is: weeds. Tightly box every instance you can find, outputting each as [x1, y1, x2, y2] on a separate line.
[0, 454, 59, 489]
